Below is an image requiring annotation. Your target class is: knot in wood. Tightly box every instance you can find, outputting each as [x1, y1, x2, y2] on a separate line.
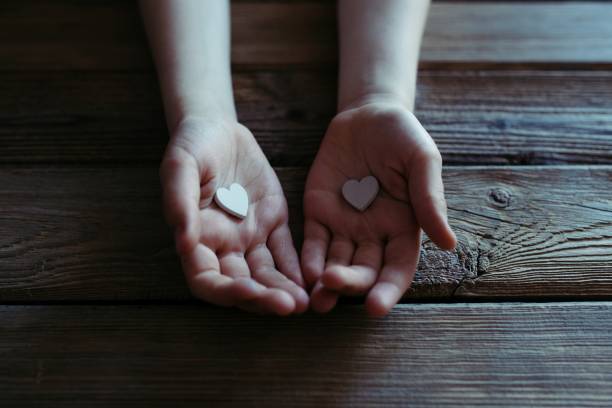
[488, 187, 511, 208]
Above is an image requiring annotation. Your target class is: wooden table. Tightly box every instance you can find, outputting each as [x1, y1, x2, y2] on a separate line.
[1, 1, 612, 406]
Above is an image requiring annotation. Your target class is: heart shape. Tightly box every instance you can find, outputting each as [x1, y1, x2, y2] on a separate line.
[214, 183, 249, 219]
[342, 176, 379, 211]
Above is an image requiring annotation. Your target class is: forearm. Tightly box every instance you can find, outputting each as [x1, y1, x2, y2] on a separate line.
[337, 0, 430, 112]
[139, 0, 236, 131]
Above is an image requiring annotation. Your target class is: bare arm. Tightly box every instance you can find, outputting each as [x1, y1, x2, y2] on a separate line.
[139, 0, 236, 131]
[337, 0, 430, 111]
[139, 1, 308, 315]
[303, 0, 454, 316]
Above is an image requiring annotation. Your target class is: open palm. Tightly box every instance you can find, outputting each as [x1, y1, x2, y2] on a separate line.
[302, 102, 456, 316]
[161, 118, 308, 315]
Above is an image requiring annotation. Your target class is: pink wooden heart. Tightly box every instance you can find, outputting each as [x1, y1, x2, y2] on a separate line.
[341, 176, 379, 211]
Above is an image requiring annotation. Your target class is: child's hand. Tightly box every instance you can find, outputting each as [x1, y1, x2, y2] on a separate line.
[161, 117, 308, 315]
[302, 101, 456, 316]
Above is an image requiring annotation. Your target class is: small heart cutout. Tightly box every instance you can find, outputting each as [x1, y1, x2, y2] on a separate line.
[342, 176, 379, 211]
[214, 183, 249, 219]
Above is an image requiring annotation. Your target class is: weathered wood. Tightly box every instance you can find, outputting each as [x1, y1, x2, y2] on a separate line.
[4, 70, 612, 165]
[1, 302, 612, 407]
[422, 2, 612, 64]
[0, 166, 610, 300]
[3, 1, 612, 70]
[443, 166, 612, 298]
[417, 70, 612, 164]
[2, 2, 610, 403]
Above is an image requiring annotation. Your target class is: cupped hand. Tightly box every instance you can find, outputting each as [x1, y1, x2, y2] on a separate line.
[302, 101, 456, 316]
[161, 117, 308, 315]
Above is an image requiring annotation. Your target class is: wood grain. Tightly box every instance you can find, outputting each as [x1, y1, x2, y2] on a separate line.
[2, 1, 610, 403]
[422, 2, 612, 64]
[4, 70, 612, 165]
[0, 166, 610, 301]
[443, 166, 612, 298]
[1, 302, 612, 407]
[2, 1, 612, 70]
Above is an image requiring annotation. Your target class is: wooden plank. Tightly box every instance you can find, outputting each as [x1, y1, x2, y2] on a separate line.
[0, 166, 610, 301]
[422, 2, 612, 64]
[2, 1, 612, 70]
[445, 166, 612, 298]
[1, 303, 612, 406]
[3, 70, 612, 165]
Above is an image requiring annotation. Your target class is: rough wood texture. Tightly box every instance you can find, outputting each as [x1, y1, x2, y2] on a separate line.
[1, 166, 610, 301]
[3, 1, 612, 70]
[2, 1, 611, 405]
[422, 2, 612, 64]
[2, 303, 612, 407]
[444, 166, 612, 298]
[4, 70, 612, 165]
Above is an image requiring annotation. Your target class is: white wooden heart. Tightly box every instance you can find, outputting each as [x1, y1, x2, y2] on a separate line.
[214, 183, 249, 219]
[342, 176, 379, 211]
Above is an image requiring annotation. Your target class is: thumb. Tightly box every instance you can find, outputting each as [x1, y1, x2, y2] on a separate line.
[160, 149, 202, 254]
[408, 148, 457, 250]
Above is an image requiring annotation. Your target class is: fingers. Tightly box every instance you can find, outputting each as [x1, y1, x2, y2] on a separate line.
[366, 232, 421, 317]
[309, 236, 354, 313]
[160, 150, 202, 254]
[325, 236, 355, 269]
[183, 244, 260, 306]
[409, 148, 457, 251]
[184, 244, 298, 316]
[247, 244, 310, 314]
[319, 236, 354, 290]
[219, 252, 251, 279]
[301, 220, 330, 288]
[196, 273, 294, 316]
[236, 288, 298, 316]
[181, 242, 220, 283]
[268, 223, 304, 288]
[190, 272, 264, 307]
[310, 280, 339, 313]
[322, 241, 382, 294]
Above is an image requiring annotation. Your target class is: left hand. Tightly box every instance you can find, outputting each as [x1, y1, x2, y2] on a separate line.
[302, 100, 456, 316]
[161, 117, 308, 315]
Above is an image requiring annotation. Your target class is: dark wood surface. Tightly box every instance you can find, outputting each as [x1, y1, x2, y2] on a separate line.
[2, 0, 612, 405]
[4, 70, 612, 165]
[1, 166, 611, 301]
[2, 303, 612, 407]
[3, 1, 612, 70]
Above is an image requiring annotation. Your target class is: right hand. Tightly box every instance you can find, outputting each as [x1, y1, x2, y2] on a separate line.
[160, 117, 309, 315]
[301, 101, 456, 316]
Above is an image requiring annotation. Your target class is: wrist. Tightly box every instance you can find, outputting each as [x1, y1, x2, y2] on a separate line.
[338, 90, 415, 113]
[165, 90, 237, 134]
